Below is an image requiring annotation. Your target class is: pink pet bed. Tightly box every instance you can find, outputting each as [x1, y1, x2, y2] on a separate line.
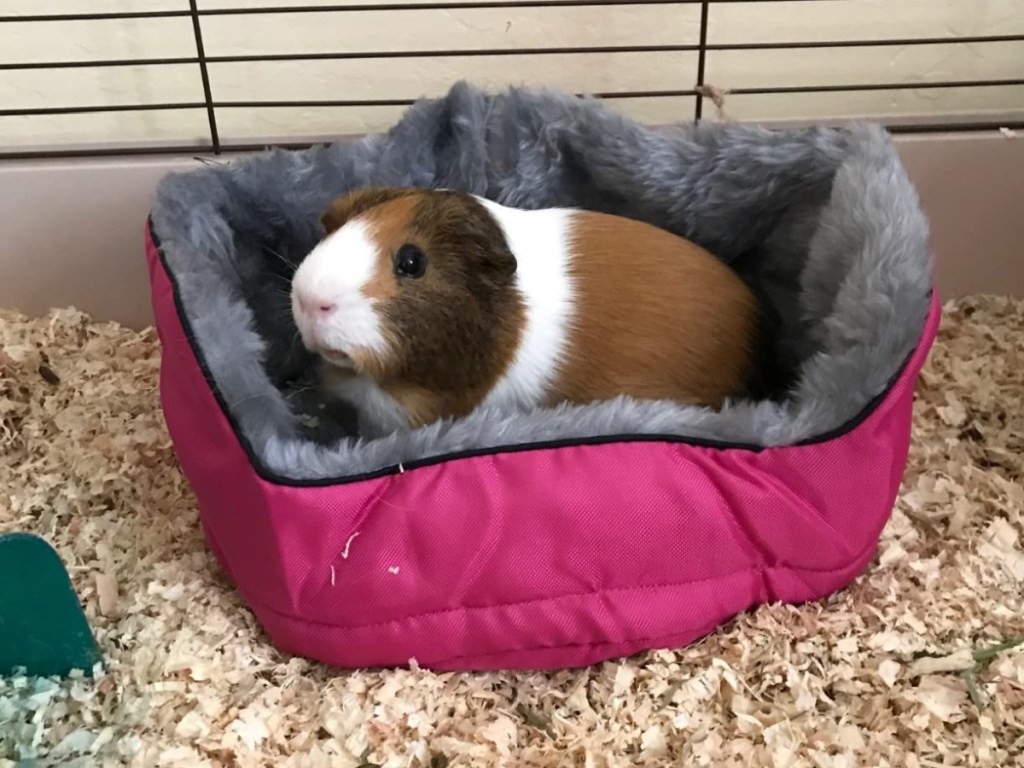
[145, 85, 938, 670]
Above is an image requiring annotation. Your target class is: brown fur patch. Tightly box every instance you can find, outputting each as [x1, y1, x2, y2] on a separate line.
[320, 187, 419, 235]
[552, 211, 760, 408]
[317, 188, 526, 428]
[357, 194, 423, 305]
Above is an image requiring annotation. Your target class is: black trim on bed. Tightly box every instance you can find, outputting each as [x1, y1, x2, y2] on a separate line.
[149, 218, 921, 489]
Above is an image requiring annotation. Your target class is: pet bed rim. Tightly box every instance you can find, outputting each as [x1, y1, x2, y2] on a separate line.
[147, 218, 934, 490]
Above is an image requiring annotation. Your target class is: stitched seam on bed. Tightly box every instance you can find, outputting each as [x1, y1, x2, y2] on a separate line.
[432, 619, 728, 667]
[241, 540, 879, 633]
[248, 572, 756, 631]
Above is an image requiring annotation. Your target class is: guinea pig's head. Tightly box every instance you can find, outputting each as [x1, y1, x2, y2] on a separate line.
[291, 187, 522, 391]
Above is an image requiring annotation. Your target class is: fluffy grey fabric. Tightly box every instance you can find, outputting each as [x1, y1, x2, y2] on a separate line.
[150, 82, 932, 481]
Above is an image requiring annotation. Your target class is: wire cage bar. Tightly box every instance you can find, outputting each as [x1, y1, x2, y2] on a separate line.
[1, 0, 1022, 160]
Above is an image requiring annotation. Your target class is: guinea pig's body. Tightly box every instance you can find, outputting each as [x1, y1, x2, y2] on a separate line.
[290, 187, 765, 438]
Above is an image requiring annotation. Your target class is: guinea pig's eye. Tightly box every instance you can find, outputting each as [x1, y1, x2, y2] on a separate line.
[394, 243, 427, 279]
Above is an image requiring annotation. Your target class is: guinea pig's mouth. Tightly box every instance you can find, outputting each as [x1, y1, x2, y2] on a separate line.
[318, 348, 355, 369]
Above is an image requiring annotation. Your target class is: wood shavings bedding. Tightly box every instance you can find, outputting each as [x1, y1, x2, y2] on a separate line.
[1, 296, 1022, 768]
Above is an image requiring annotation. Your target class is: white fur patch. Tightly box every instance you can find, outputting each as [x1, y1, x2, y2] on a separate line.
[325, 371, 411, 439]
[291, 218, 388, 358]
[474, 197, 576, 411]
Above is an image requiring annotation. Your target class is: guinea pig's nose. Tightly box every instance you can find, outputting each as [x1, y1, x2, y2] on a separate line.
[297, 293, 337, 317]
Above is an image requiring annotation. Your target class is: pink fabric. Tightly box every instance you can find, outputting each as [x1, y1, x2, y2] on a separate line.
[146, 223, 941, 670]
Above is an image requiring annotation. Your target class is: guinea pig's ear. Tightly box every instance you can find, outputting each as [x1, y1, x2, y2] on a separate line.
[482, 243, 518, 282]
[320, 187, 417, 234]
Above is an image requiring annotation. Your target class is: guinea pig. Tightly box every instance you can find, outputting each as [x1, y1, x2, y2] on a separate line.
[290, 186, 767, 439]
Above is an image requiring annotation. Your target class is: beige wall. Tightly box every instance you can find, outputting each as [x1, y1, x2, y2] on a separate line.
[3, 0, 1023, 151]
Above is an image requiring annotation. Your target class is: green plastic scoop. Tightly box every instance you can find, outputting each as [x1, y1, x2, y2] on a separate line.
[0, 532, 101, 677]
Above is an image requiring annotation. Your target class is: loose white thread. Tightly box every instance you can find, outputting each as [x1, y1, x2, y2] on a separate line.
[341, 531, 360, 560]
[330, 565, 336, 586]
[388, 566, 400, 575]
[398, 462, 405, 474]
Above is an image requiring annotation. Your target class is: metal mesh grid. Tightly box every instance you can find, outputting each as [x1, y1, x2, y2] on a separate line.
[2, 0, 1022, 160]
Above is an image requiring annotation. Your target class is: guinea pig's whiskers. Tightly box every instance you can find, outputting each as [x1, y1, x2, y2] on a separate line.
[268, 287, 294, 301]
[261, 244, 299, 271]
[268, 272, 293, 288]
[260, 300, 299, 327]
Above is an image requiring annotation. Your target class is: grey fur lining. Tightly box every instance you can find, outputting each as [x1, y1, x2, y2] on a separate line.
[149, 83, 932, 481]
